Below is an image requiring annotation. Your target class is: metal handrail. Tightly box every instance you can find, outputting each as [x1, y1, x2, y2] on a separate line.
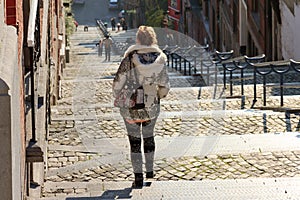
[166, 45, 211, 77]
[247, 60, 300, 107]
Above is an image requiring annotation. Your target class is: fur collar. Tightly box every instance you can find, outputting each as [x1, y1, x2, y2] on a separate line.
[124, 44, 164, 57]
[125, 45, 167, 77]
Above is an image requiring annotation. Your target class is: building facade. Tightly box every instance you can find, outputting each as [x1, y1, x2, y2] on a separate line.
[0, 0, 66, 199]
[280, 0, 300, 60]
[0, 0, 25, 199]
[177, 0, 300, 61]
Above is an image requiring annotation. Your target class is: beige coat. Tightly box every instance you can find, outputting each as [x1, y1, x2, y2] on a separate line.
[113, 44, 170, 121]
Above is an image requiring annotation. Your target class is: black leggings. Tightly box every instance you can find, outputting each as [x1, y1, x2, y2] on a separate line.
[124, 119, 157, 173]
[128, 135, 155, 154]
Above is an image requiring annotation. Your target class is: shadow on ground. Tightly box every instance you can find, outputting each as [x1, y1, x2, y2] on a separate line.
[66, 187, 133, 199]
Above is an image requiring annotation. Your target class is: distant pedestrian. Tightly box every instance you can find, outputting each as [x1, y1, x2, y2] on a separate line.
[101, 35, 113, 61]
[117, 22, 121, 31]
[112, 26, 170, 188]
[118, 10, 124, 19]
[122, 20, 127, 31]
[74, 20, 79, 31]
[120, 18, 126, 30]
[111, 17, 116, 31]
[96, 38, 102, 57]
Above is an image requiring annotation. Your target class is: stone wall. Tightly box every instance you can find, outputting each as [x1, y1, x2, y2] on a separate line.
[0, 24, 23, 200]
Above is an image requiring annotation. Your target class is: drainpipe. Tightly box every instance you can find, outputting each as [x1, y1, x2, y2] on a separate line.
[26, 0, 44, 196]
[27, 0, 39, 142]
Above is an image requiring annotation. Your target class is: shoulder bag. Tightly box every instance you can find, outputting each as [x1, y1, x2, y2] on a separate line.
[114, 58, 145, 109]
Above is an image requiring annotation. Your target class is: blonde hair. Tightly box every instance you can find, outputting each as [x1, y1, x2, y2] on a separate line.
[136, 26, 158, 46]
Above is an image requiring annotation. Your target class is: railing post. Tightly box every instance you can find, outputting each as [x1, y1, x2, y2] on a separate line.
[229, 70, 233, 96]
[244, 54, 265, 108]
[179, 56, 182, 72]
[194, 57, 197, 74]
[214, 50, 234, 86]
[271, 62, 290, 107]
[263, 75, 267, 106]
[253, 65, 257, 108]
[223, 65, 226, 89]
[184, 59, 187, 75]
[241, 67, 244, 96]
[280, 74, 284, 106]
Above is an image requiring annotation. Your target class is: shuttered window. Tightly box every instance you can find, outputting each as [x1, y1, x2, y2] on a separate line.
[5, 0, 17, 25]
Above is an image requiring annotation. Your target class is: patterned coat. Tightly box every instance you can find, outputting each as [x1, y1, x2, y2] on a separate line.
[112, 44, 170, 121]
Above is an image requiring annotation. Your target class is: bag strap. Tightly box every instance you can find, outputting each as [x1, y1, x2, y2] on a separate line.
[131, 62, 139, 83]
[128, 51, 139, 85]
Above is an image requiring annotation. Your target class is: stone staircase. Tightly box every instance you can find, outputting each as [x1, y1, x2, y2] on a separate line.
[42, 26, 300, 199]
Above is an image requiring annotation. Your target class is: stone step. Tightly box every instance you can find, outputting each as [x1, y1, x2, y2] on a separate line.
[39, 177, 300, 199]
[52, 98, 246, 115]
[43, 132, 300, 198]
[48, 108, 300, 145]
[58, 78, 300, 108]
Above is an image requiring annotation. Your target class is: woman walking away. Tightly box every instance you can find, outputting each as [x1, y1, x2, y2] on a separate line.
[112, 26, 170, 188]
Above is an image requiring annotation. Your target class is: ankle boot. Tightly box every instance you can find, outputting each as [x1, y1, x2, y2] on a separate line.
[132, 173, 143, 188]
[146, 171, 154, 178]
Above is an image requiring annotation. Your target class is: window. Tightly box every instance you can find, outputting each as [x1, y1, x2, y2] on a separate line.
[5, 0, 17, 25]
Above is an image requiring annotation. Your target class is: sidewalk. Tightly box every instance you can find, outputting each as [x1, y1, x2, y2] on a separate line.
[40, 26, 300, 199]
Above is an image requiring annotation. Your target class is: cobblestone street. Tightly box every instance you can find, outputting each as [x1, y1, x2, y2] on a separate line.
[40, 26, 300, 199]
